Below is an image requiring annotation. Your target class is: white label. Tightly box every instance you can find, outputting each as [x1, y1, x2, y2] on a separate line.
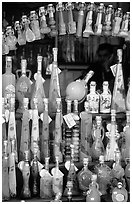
[40, 113, 52, 123]
[63, 113, 76, 128]
[110, 64, 117, 77]
[34, 73, 45, 83]
[65, 160, 78, 171]
[116, 194, 124, 202]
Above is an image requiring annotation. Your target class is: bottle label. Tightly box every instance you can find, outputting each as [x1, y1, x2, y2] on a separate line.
[87, 94, 99, 113]
[5, 84, 15, 99]
[100, 94, 111, 113]
[116, 194, 124, 202]
[63, 113, 76, 128]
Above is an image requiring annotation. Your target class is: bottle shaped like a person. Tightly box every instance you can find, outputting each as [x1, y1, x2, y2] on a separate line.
[21, 150, 31, 199]
[111, 49, 126, 113]
[86, 81, 99, 113]
[77, 157, 93, 195]
[2, 140, 10, 201]
[16, 59, 32, 114]
[21, 15, 35, 42]
[2, 56, 15, 110]
[86, 174, 101, 202]
[121, 111, 130, 160]
[48, 48, 61, 117]
[91, 116, 105, 160]
[30, 56, 46, 114]
[94, 155, 112, 195]
[5, 26, 17, 51]
[112, 182, 128, 202]
[105, 109, 120, 161]
[100, 81, 112, 113]
[30, 11, 41, 40]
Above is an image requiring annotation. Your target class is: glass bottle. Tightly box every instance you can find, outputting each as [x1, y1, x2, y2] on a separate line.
[30, 10, 41, 40]
[86, 81, 100, 113]
[5, 26, 17, 51]
[91, 116, 105, 160]
[86, 174, 101, 202]
[112, 8, 123, 36]
[47, 4, 58, 37]
[16, 59, 32, 114]
[2, 11, 9, 31]
[48, 48, 61, 117]
[94, 3, 105, 35]
[111, 151, 124, 179]
[14, 20, 26, 46]
[66, 181, 73, 201]
[2, 140, 10, 201]
[105, 109, 120, 161]
[119, 12, 130, 38]
[100, 81, 112, 113]
[111, 49, 126, 113]
[21, 15, 35, 42]
[77, 157, 93, 195]
[94, 155, 112, 195]
[40, 157, 53, 199]
[21, 150, 31, 199]
[2, 31, 9, 55]
[56, 2, 66, 35]
[66, 2, 76, 34]
[39, 6, 51, 35]
[103, 5, 114, 36]
[2, 56, 15, 109]
[112, 182, 128, 202]
[124, 158, 130, 193]
[30, 55, 46, 114]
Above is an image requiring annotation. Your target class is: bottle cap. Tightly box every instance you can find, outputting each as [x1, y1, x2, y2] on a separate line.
[117, 182, 123, 188]
[6, 56, 12, 61]
[37, 55, 42, 61]
[90, 81, 96, 86]
[92, 174, 97, 181]
[111, 109, 116, 115]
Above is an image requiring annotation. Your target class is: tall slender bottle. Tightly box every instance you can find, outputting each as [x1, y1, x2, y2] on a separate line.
[111, 49, 126, 113]
[56, 2, 66, 35]
[48, 48, 61, 117]
[2, 56, 15, 109]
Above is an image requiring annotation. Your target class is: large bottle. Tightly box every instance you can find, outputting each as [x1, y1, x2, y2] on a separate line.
[48, 48, 61, 117]
[2, 56, 15, 109]
[30, 56, 46, 115]
[16, 59, 32, 114]
[111, 49, 126, 113]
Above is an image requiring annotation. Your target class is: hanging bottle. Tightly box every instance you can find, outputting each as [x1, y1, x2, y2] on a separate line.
[48, 48, 61, 117]
[2, 31, 9, 55]
[105, 109, 120, 161]
[47, 4, 58, 37]
[56, 2, 66, 35]
[66, 181, 73, 202]
[2, 56, 15, 110]
[112, 8, 123, 36]
[77, 158, 93, 195]
[19, 98, 30, 161]
[94, 3, 105, 35]
[124, 158, 130, 193]
[91, 116, 105, 160]
[54, 98, 63, 163]
[76, 2, 86, 38]
[94, 155, 112, 195]
[39, 6, 51, 35]
[86, 81, 100, 113]
[39, 157, 53, 199]
[21, 15, 35, 42]
[2, 140, 10, 201]
[5, 26, 17, 51]
[86, 174, 101, 202]
[14, 20, 26, 46]
[112, 182, 128, 202]
[30, 10, 41, 40]
[16, 59, 32, 114]
[30, 55, 46, 114]
[66, 2, 76, 34]
[111, 49, 126, 113]
[119, 12, 130, 38]
[103, 5, 114, 36]
[100, 81, 112, 113]
[2, 11, 9, 31]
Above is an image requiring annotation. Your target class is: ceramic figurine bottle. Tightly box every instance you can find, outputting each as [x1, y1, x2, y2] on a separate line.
[56, 2, 66, 35]
[16, 59, 32, 114]
[14, 20, 26, 46]
[39, 6, 51, 35]
[5, 26, 17, 51]
[2, 140, 10, 201]
[2, 56, 15, 109]
[86, 174, 101, 202]
[94, 155, 112, 195]
[86, 81, 100, 113]
[111, 49, 126, 113]
[21, 15, 35, 42]
[40, 157, 53, 199]
[30, 55, 46, 114]
[112, 182, 128, 202]
[91, 116, 105, 160]
[30, 10, 41, 40]
[100, 81, 112, 113]
[77, 157, 93, 195]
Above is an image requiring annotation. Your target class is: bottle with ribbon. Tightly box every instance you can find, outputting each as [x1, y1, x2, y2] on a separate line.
[56, 2, 66, 35]
[29, 10, 41, 40]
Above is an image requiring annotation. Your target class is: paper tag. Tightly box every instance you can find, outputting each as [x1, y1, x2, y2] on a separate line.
[65, 160, 78, 172]
[40, 113, 52, 123]
[18, 161, 25, 171]
[34, 73, 45, 83]
[63, 113, 76, 129]
[46, 63, 61, 75]
[110, 64, 117, 77]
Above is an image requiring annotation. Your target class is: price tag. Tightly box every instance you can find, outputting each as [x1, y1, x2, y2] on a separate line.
[63, 113, 76, 129]
[110, 64, 117, 77]
[65, 161, 78, 172]
[34, 73, 45, 83]
[40, 113, 52, 124]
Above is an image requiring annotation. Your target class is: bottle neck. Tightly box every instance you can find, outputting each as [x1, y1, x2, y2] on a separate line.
[67, 101, 72, 114]
[90, 86, 96, 93]
[45, 157, 49, 171]
[6, 61, 12, 73]
[73, 100, 78, 114]
[37, 60, 42, 73]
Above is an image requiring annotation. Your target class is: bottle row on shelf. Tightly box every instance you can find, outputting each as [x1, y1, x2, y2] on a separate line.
[2, 2, 130, 55]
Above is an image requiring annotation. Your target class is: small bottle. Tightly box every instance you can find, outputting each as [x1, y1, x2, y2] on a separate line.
[30, 10, 41, 40]
[112, 8, 123, 36]
[86, 81, 100, 113]
[112, 182, 128, 202]
[100, 81, 112, 113]
[111, 151, 124, 179]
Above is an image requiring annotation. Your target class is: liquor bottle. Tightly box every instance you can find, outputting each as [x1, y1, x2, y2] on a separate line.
[2, 31, 9, 55]
[48, 48, 61, 117]
[51, 156, 64, 196]
[112, 8, 123, 36]
[100, 81, 112, 113]
[94, 3, 105, 35]
[103, 5, 114, 36]
[5, 26, 17, 51]
[124, 158, 130, 193]
[111, 49, 126, 113]
[39, 6, 51, 35]
[72, 100, 80, 162]
[105, 110, 120, 161]
[40, 157, 53, 199]
[30, 55, 46, 114]
[86, 174, 101, 202]
[76, 2, 86, 37]
[16, 59, 32, 114]
[86, 81, 100, 113]
[54, 98, 63, 162]
[9, 139, 17, 198]
[94, 155, 112, 195]
[30, 10, 41, 40]
[14, 20, 26, 46]
[19, 98, 30, 161]
[20, 150, 31, 199]
[2, 140, 10, 201]
[47, 4, 58, 37]
[77, 158, 93, 195]
[66, 2, 76, 34]
[112, 182, 128, 202]
[91, 116, 105, 160]
[56, 2, 66, 35]
[21, 15, 35, 42]
[2, 56, 15, 109]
